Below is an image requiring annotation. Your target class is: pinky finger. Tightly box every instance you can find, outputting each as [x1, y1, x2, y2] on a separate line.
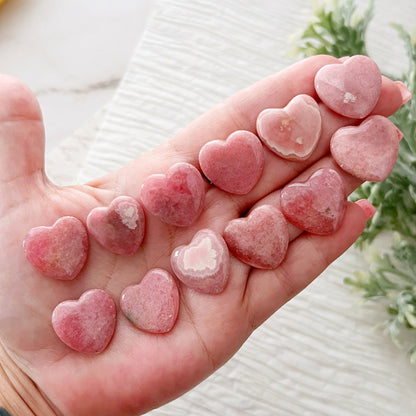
[244, 200, 372, 329]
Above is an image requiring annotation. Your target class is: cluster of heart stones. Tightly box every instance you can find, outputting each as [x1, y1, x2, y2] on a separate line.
[23, 55, 404, 354]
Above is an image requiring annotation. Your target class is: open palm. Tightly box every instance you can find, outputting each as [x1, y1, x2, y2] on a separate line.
[0, 55, 404, 416]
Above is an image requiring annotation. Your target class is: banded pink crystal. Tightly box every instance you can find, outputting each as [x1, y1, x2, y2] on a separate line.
[171, 229, 230, 294]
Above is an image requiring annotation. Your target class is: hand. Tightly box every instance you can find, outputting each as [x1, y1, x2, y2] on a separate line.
[0, 55, 404, 416]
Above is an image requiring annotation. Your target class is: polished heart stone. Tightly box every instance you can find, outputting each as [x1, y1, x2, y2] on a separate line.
[199, 130, 264, 195]
[52, 289, 117, 354]
[87, 196, 146, 256]
[171, 229, 230, 294]
[314, 55, 382, 119]
[140, 162, 205, 227]
[23, 216, 89, 280]
[120, 268, 179, 334]
[280, 168, 347, 235]
[330, 115, 402, 182]
[256, 94, 322, 161]
[223, 205, 289, 269]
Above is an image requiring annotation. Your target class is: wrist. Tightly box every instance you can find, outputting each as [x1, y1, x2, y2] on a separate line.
[0, 342, 57, 416]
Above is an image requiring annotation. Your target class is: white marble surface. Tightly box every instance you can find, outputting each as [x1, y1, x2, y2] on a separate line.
[0, 0, 157, 153]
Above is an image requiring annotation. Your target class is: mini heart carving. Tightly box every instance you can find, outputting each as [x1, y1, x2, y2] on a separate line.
[23, 216, 89, 280]
[280, 168, 347, 235]
[330, 115, 401, 182]
[314, 55, 382, 119]
[140, 162, 205, 227]
[120, 268, 179, 334]
[223, 205, 289, 269]
[171, 229, 230, 294]
[52, 289, 117, 353]
[256, 94, 322, 161]
[199, 130, 264, 194]
[87, 196, 146, 256]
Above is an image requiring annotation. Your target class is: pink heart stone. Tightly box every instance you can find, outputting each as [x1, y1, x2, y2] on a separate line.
[280, 168, 347, 235]
[223, 205, 289, 269]
[140, 162, 205, 227]
[23, 216, 89, 280]
[87, 196, 146, 256]
[198, 130, 264, 195]
[52, 289, 117, 354]
[171, 229, 230, 294]
[120, 268, 179, 334]
[330, 115, 401, 182]
[256, 94, 322, 161]
[314, 55, 382, 119]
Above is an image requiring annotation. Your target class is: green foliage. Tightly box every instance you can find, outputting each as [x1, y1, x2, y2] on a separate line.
[291, 0, 374, 58]
[293, 1, 416, 363]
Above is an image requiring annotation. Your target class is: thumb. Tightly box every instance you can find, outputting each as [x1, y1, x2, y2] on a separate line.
[0, 74, 47, 201]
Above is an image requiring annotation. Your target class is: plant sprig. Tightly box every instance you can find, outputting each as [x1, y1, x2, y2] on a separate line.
[291, 0, 374, 58]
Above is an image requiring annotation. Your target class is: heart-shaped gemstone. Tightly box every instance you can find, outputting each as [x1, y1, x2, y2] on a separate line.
[140, 162, 205, 227]
[330, 115, 401, 182]
[314, 55, 382, 119]
[120, 268, 179, 334]
[199, 130, 264, 194]
[280, 168, 347, 235]
[87, 196, 146, 256]
[23, 216, 89, 280]
[171, 229, 230, 294]
[256, 94, 322, 161]
[52, 289, 117, 353]
[223, 205, 289, 269]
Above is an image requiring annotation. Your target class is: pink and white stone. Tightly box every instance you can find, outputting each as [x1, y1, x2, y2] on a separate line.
[280, 168, 347, 235]
[87, 196, 146, 256]
[256, 94, 322, 161]
[223, 205, 289, 269]
[330, 115, 402, 182]
[52, 289, 117, 354]
[23, 216, 89, 280]
[171, 229, 230, 294]
[199, 130, 264, 195]
[314, 55, 382, 119]
[120, 268, 179, 334]
[140, 162, 205, 227]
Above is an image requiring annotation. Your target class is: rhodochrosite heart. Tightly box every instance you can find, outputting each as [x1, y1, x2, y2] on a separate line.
[52, 289, 117, 354]
[120, 268, 179, 334]
[199, 130, 264, 195]
[171, 229, 230, 294]
[314, 55, 382, 119]
[256, 94, 322, 161]
[87, 196, 146, 256]
[23, 216, 89, 280]
[330, 115, 402, 182]
[140, 162, 205, 227]
[280, 168, 347, 235]
[223, 205, 289, 269]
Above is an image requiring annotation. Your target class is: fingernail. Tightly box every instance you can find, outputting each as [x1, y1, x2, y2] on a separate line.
[355, 199, 376, 220]
[396, 126, 404, 141]
[395, 81, 412, 105]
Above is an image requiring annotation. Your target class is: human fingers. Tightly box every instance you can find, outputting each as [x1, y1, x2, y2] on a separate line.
[105, 56, 404, 223]
[203, 72, 404, 216]
[93, 55, 341, 193]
